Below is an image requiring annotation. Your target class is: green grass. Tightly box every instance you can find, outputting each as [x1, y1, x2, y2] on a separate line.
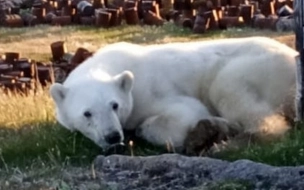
[212, 124, 304, 166]
[0, 23, 302, 183]
[0, 89, 165, 169]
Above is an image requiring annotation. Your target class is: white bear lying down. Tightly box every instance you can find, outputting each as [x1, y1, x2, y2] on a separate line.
[50, 36, 298, 150]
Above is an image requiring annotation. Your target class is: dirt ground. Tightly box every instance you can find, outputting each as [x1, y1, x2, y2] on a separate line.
[273, 35, 295, 49]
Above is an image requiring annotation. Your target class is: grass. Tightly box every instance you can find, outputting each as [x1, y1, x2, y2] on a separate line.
[212, 125, 304, 166]
[0, 88, 164, 167]
[0, 23, 296, 61]
[0, 23, 302, 185]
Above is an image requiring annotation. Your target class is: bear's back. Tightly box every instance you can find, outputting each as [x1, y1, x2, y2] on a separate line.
[64, 37, 298, 87]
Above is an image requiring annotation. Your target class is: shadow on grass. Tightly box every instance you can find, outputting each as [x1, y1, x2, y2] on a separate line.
[0, 122, 99, 169]
[0, 121, 166, 170]
[1, 120, 304, 173]
[212, 122, 304, 167]
[2, 121, 304, 171]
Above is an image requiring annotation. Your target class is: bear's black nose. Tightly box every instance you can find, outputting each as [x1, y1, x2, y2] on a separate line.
[105, 131, 121, 144]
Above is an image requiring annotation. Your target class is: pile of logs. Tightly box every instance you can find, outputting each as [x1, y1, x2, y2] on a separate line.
[0, 41, 93, 95]
[0, 53, 54, 94]
[0, 0, 165, 28]
[180, 0, 295, 33]
[0, 0, 295, 32]
[50, 40, 93, 83]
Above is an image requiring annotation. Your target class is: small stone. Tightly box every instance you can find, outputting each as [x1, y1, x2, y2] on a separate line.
[86, 183, 102, 190]
[62, 171, 73, 182]
[23, 182, 31, 188]
[9, 175, 23, 184]
[276, 16, 295, 32]
[78, 184, 88, 190]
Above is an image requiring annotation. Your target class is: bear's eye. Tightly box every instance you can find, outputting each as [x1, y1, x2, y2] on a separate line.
[83, 111, 92, 118]
[112, 102, 119, 111]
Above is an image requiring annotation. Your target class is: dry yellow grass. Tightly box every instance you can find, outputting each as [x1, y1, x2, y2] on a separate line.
[0, 87, 55, 128]
[0, 23, 295, 62]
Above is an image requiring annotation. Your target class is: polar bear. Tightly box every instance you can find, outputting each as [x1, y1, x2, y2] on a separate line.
[49, 36, 298, 151]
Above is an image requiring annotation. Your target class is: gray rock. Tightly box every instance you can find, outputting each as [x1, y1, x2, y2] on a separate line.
[8, 175, 23, 184]
[3, 154, 304, 189]
[276, 16, 295, 32]
[90, 154, 304, 190]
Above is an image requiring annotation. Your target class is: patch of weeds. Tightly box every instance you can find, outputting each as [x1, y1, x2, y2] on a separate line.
[0, 122, 101, 168]
[0, 121, 166, 172]
[212, 123, 304, 166]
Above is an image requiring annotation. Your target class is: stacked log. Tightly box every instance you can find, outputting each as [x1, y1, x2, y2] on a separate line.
[0, 53, 39, 95]
[50, 40, 92, 84]
[0, 0, 6, 25]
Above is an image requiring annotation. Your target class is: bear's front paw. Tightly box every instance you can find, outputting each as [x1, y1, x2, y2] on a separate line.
[183, 118, 239, 156]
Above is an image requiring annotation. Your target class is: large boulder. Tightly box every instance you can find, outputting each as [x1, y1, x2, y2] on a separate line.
[3, 154, 304, 189]
[89, 154, 304, 190]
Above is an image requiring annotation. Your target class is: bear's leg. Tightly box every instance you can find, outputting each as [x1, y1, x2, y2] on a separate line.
[183, 116, 239, 155]
[136, 96, 213, 150]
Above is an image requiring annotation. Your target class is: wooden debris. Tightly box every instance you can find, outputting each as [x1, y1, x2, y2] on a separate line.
[0, 0, 295, 33]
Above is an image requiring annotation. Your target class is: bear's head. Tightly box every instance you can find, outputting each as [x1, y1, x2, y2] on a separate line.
[49, 70, 134, 149]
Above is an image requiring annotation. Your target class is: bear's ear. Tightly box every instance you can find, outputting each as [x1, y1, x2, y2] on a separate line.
[49, 83, 68, 105]
[114, 70, 134, 93]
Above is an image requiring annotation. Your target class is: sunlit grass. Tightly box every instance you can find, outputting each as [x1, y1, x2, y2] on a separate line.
[0, 88, 54, 128]
[0, 23, 295, 62]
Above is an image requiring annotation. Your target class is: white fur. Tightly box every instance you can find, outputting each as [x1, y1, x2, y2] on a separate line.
[50, 36, 298, 149]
